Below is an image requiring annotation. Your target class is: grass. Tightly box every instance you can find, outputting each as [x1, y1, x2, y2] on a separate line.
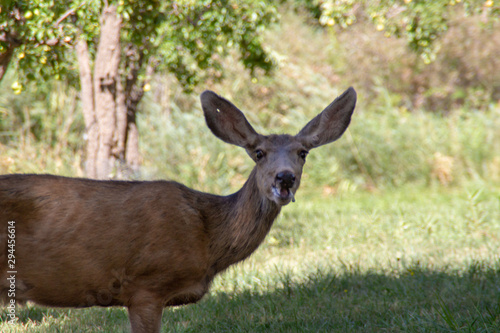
[2, 184, 499, 332]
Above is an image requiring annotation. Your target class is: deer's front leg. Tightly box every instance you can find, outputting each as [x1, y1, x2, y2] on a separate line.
[127, 291, 163, 333]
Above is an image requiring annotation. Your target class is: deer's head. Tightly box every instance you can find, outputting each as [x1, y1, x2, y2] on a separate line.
[201, 87, 356, 206]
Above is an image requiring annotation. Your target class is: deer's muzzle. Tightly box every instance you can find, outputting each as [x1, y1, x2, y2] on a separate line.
[271, 171, 296, 205]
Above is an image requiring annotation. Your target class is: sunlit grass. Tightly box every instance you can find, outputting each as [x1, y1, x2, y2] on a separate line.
[2, 184, 499, 332]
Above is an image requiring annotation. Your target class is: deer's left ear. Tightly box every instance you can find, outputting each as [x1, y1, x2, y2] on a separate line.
[296, 87, 356, 149]
[201, 90, 262, 149]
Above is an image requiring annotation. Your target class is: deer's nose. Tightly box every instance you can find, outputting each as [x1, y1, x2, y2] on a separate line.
[275, 171, 296, 189]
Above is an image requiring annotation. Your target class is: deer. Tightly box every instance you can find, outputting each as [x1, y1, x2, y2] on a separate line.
[0, 87, 356, 332]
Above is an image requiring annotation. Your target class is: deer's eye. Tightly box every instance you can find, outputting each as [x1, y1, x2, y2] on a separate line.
[255, 149, 265, 161]
[299, 150, 308, 160]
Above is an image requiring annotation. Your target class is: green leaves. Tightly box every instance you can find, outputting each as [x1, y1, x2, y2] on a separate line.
[155, 1, 278, 90]
[315, 0, 500, 64]
[368, 0, 452, 63]
[1, 0, 278, 92]
[1, 1, 84, 85]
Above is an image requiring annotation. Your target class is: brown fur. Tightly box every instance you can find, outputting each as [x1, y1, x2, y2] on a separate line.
[0, 88, 356, 332]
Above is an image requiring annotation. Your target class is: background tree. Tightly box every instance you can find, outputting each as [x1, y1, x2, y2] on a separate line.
[0, 0, 277, 178]
[303, 0, 499, 63]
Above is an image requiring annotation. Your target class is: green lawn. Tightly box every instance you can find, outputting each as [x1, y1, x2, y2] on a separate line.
[2, 184, 500, 332]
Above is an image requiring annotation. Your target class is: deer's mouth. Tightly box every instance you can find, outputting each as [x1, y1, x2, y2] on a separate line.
[271, 184, 295, 205]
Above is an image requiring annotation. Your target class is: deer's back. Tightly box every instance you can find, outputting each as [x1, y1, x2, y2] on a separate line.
[0, 174, 210, 307]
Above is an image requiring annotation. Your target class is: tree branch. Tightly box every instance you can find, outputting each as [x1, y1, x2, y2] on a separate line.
[55, 2, 87, 26]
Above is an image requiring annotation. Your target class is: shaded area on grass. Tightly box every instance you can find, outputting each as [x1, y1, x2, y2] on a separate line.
[167, 260, 500, 332]
[2, 261, 499, 332]
[0, 306, 129, 332]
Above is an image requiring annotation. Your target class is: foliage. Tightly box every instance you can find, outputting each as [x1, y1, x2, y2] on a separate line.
[152, 1, 277, 89]
[276, 2, 500, 111]
[0, 71, 85, 176]
[2, 7, 499, 188]
[0, 0, 79, 89]
[3, 74, 499, 191]
[330, 9, 500, 111]
[135, 8, 500, 192]
[1, 0, 279, 178]
[314, 0, 500, 63]
[0, 0, 278, 91]
[138, 92, 500, 193]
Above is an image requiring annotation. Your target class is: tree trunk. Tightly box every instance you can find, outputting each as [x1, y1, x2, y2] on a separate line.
[93, 5, 122, 179]
[0, 32, 21, 82]
[125, 116, 141, 173]
[76, 6, 146, 179]
[114, 75, 127, 161]
[0, 46, 15, 82]
[75, 38, 99, 178]
[121, 46, 149, 175]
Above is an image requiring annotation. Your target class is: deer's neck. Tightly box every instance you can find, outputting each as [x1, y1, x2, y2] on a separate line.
[201, 168, 281, 274]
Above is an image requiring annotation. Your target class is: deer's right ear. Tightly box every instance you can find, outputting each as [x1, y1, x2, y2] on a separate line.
[296, 87, 356, 149]
[201, 90, 261, 149]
